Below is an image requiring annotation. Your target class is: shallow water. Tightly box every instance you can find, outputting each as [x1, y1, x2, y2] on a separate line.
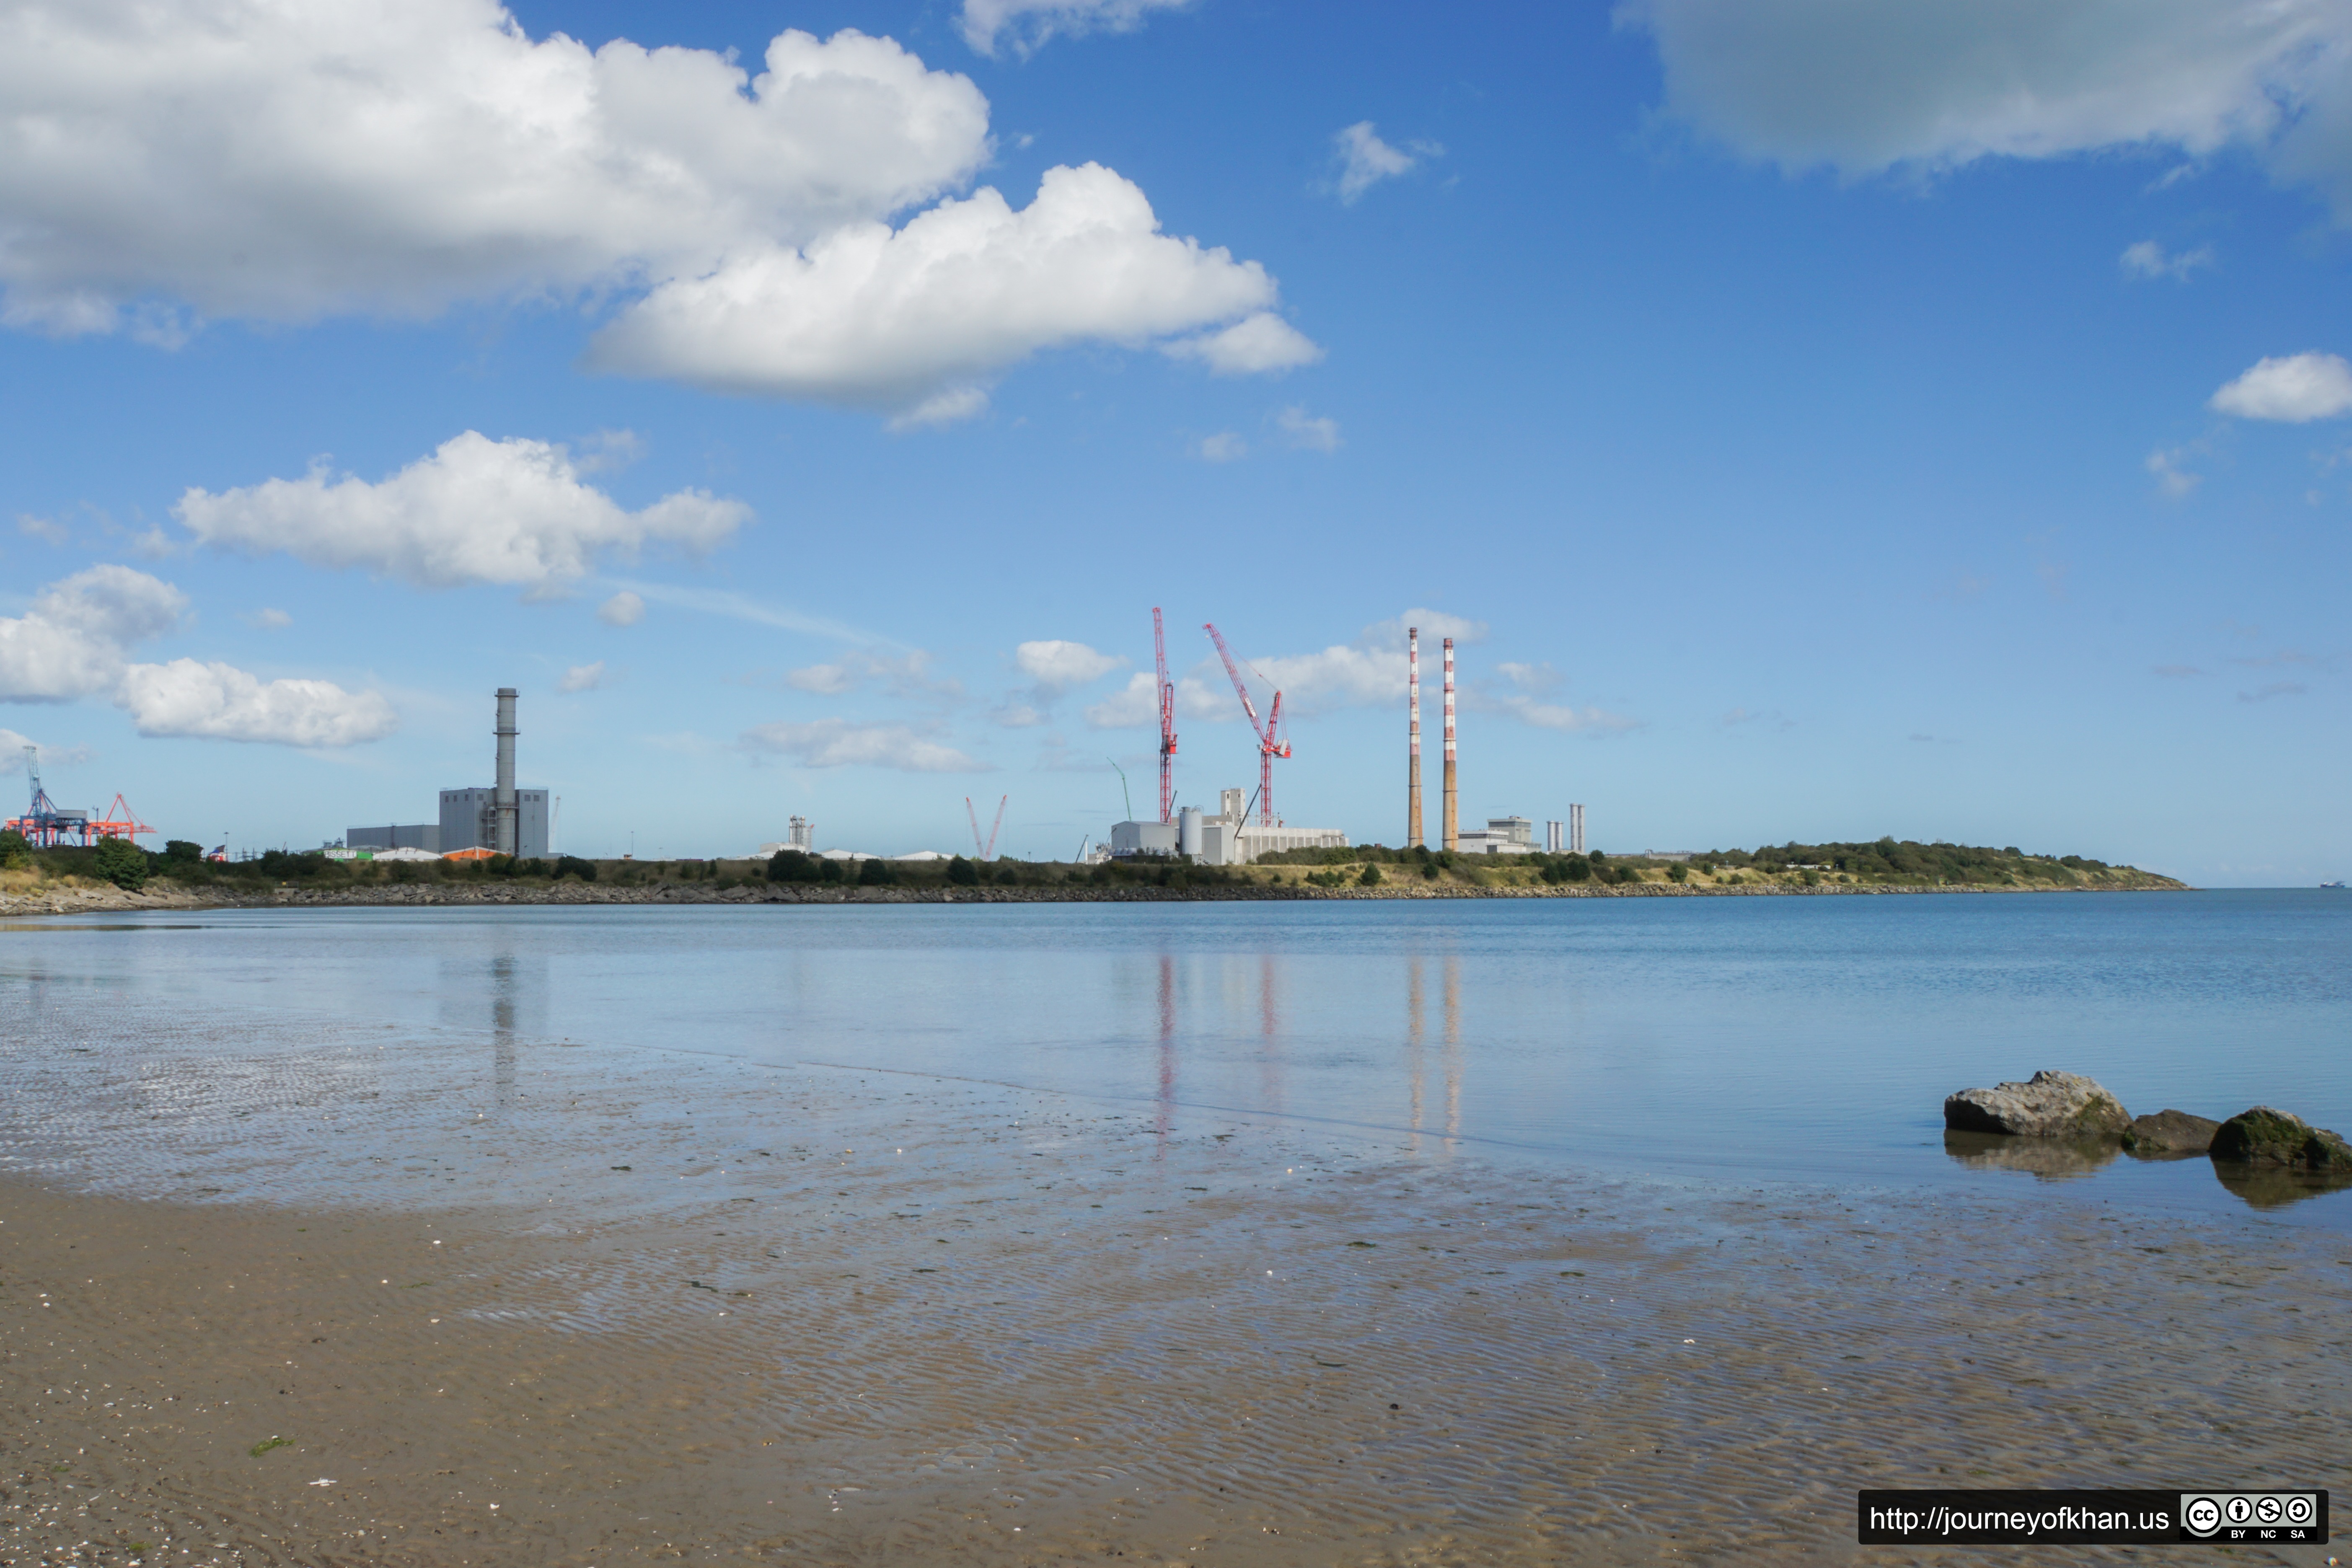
[5, 890, 2346, 1222]
[6, 893, 2349, 1565]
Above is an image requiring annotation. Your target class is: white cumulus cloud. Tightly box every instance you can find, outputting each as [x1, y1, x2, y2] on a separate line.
[2209, 352, 2352, 421]
[0, 727, 90, 769]
[1014, 639, 1125, 693]
[1081, 669, 1233, 729]
[1333, 122, 1423, 202]
[1163, 311, 1325, 375]
[589, 164, 1298, 410]
[598, 591, 647, 627]
[0, 2, 1307, 416]
[116, 660, 397, 746]
[0, 565, 186, 701]
[558, 662, 609, 693]
[176, 432, 751, 591]
[0, 5, 990, 331]
[742, 718, 983, 771]
[1622, 0, 2352, 201]
[0, 565, 392, 746]
[1196, 432, 1247, 462]
[959, 0, 1192, 58]
[1082, 609, 1487, 727]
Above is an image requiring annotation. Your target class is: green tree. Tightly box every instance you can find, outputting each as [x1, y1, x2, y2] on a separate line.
[0, 828, 30, 870]
[858, 856, 895, 886]
[93, 835, 148, 890]
[1358, 863, 1383, 887]
[947, 854, 979, 885]
[769, 849, 818, 883]
[1667, 862, 1687, 882]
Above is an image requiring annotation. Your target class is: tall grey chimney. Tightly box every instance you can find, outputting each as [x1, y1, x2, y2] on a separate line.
[494, 687, 518, 856]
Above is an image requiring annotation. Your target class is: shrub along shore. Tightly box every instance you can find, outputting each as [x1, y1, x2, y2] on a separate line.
[0, 832, 2186, 913]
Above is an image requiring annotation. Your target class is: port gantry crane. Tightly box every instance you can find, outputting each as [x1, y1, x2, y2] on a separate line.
[1153, 607, 1177, 823]
[1203, 622, 1289, 826]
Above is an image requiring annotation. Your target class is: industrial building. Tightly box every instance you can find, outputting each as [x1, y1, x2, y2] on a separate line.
[440, 786, 549, 860]
[1113, 787, 1346, 865]
[349, 823, 442, 853]
[1455, 816, 1536, 854]
[753, 816, 815, 859]
[346, 688, 549, 860]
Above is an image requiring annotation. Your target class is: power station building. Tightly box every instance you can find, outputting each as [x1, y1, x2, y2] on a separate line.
[349, 822, 442, 853]
[347, 688, 549, 859]
[439, 787, 550, 859]
[1455, 815, 1536, 854]
[1113, 787, 1346, 865]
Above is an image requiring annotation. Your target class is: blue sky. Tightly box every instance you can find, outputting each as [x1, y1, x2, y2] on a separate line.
[0, 0, 2345, 883]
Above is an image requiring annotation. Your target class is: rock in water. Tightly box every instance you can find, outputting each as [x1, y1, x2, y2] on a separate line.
[1943, 1071, 2132, 1138]
[2120, 1109, 2221, 1155]
[2210, 1107, 2352, 1170]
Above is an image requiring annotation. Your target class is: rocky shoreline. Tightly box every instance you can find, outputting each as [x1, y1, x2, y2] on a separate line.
[0, 875, 2199, 916]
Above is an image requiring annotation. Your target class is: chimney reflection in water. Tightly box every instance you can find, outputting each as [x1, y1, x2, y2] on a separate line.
[1406, 955, 1425, 1154]
[491, 949, 518, 1110]
[1443, 953, 1462, 1144]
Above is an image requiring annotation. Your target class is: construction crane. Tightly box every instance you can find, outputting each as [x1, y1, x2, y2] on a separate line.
[1203, 622, 1290, 826]
[965, 794, 1007, 861]
[1153, 607, 1177, 823]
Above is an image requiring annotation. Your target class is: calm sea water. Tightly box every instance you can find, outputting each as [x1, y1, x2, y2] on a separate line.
[5, 890, 2347, 1221]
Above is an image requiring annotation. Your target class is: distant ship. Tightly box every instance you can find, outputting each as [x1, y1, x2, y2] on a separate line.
[2324, 880, 2347, 890]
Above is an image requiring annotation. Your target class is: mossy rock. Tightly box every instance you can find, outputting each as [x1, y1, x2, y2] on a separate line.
[2210, 1107, 2352, 1171]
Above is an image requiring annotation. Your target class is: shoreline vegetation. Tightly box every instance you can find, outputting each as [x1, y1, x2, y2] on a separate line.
[2, 832, 2186, 914]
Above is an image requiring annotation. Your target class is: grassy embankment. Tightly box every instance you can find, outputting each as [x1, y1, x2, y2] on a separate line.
[1, 831, 2186, 906]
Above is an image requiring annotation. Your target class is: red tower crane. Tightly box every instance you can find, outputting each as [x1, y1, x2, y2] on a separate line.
[1203, 622, 1289, 826]
[1153, 607, 1177, 823]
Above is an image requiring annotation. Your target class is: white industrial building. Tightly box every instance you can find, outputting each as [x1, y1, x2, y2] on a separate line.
[1455, 816, 1537, 854]
[1113, 787, 1347, 866]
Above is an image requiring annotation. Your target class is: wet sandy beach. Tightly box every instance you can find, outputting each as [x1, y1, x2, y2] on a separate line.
[3, 984, 2346, 1568]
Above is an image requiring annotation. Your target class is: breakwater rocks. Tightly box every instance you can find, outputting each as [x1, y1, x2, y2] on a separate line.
[0, 882, 219, 916]
[1942, 1069, 2352, 1208]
